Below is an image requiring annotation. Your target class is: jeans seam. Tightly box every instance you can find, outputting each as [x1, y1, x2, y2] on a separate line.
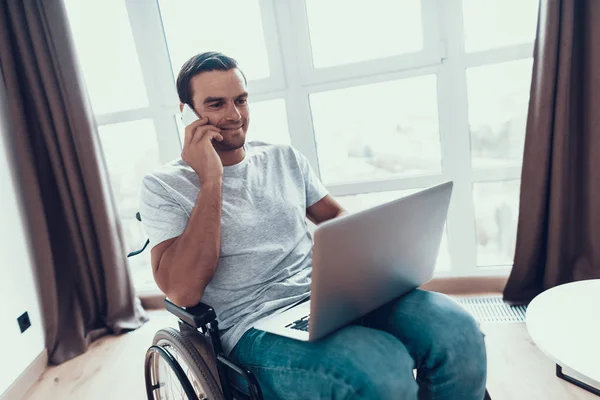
[244, 364, 360, 399]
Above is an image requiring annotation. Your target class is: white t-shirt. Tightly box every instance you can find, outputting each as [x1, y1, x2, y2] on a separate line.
[139, 141, 328, 353]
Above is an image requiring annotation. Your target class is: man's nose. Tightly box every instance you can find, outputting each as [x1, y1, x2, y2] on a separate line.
[225, 103, 242, 121]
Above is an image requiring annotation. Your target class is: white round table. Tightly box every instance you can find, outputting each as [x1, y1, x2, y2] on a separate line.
[526, 279, 600, 395]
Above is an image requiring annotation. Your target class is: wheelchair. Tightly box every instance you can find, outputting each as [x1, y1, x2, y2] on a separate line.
[127, 213, 261, 399]
[130, 213, 492, 400]
[145, 298, 262, 400]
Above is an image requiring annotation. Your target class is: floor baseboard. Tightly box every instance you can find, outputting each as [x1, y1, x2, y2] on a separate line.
[1, 349, 47, 400]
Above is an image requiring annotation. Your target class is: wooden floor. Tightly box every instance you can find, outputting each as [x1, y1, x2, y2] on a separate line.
[23, 310, 596, 400]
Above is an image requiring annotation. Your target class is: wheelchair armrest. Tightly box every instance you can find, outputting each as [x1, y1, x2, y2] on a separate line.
[165, 298, 217, 329]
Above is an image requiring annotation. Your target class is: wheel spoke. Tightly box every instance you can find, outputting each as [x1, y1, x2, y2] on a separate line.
[146, 329, 222, 400]
[151, 343, 209, 399]
[165, 343, 208, 399]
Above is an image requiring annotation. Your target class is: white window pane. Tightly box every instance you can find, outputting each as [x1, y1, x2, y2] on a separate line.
[337, 189, 420, 212]
[98, 119, 162, 288]
[64, 0, 149, 114]
[98, 119, 162, 213]
[473, 180, 520, 267]
[248, 99, 291, 145]
[337, 189, 450, 272]
[158, 0, 270, 80]
[306, 0, 423, 68]
[175, 99, 291, 147]
[467, 59, 533, 169]
[462, 0, 539, 52]
[311, 75, 441, 185]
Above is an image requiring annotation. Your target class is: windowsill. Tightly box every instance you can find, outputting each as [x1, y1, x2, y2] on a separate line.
[137, 275, 510, 311]
[135, 281, 161, 295]
[136, 283, 166, 310]
[420, 274, 508, 295]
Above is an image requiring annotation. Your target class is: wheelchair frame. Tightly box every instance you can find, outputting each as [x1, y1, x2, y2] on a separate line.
[159, 298, 263, 400]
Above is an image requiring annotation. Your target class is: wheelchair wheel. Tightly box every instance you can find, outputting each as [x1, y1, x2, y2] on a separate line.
[146, 327, 224, 400]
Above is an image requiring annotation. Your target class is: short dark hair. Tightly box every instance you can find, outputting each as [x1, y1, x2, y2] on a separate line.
[176, 52, 247, 106]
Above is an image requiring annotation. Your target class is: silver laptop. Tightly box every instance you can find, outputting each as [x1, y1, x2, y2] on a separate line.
[253, 181, 453, 341]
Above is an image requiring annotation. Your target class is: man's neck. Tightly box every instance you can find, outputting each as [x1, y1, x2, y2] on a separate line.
[218, 147, 246, 167]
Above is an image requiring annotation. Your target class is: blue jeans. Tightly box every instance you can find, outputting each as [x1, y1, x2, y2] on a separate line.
[230, 289, 487, 399]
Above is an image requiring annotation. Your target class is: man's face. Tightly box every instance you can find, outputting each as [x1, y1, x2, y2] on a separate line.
[189, 69, 249, 152]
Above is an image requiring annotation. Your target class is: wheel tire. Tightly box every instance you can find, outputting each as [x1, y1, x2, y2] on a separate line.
[147, 327, 224, 400]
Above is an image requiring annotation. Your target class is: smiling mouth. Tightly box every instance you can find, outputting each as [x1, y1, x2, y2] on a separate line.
[222, 126, 242, 131]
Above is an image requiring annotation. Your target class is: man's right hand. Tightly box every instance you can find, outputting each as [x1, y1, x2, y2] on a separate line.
[181, 117, 224, 184]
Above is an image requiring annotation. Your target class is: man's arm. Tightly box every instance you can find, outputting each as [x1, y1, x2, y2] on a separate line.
[307, 194, 348, 225]
[151, 181, 222, 307]
[150, 117, 225, 307]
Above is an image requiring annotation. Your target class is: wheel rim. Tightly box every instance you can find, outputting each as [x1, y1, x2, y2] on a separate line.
[147, 343, 209, 400]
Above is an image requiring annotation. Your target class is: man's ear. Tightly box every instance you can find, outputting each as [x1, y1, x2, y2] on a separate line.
[179, 102, 184, 113]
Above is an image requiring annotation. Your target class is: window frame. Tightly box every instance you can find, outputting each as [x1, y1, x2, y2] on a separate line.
[287, 0, 444, 86]
[75, 0, 536, 291]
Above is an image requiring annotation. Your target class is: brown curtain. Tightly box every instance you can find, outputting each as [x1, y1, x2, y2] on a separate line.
[504, 0, 600, 303]
[0, 0, 148, 364]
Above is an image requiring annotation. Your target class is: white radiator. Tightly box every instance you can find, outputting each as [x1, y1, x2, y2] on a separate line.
[453, 296, 527, 323]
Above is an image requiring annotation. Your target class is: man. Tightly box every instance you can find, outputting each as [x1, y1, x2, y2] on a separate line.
[140, 51, 487, 399]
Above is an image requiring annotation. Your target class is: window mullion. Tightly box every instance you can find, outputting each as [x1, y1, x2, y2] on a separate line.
[273, 0, 321, 176]
[124, 0, 181, 163]
[436, 0, 478, 276]
[421, 0, 446, 61]
[327, 175, 447, 198]
[464, 43, 535, 68]
[256, 0, 287, 92]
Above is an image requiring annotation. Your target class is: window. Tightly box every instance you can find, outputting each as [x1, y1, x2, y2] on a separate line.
[158, 0, 271, 80]
[98, 119, 161, 213]
[467, 59, 534, 169]
[305, 0, 423, 68]
[462, 0, 539, 52]
[247, 99, 291, 145]
[64, 0, 149, 114]
[65, 0, 539, 290]
[310, 75, 441, 184]
[98, 119, 162, 289]
[473, 180, 520, 266]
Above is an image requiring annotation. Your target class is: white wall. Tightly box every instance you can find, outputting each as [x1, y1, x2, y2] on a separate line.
[0, 80, 45, 396]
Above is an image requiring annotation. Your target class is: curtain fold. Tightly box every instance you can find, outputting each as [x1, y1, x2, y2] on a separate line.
[504, 0, 600, 303]
[0, 0, 148, 364]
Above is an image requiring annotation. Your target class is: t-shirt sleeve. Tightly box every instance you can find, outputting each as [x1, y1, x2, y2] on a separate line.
[294, 149, 329, 207]
[139, 175, 189, 247]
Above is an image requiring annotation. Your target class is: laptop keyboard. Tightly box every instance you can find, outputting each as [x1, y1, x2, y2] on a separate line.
[286, 314, 310, 332]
